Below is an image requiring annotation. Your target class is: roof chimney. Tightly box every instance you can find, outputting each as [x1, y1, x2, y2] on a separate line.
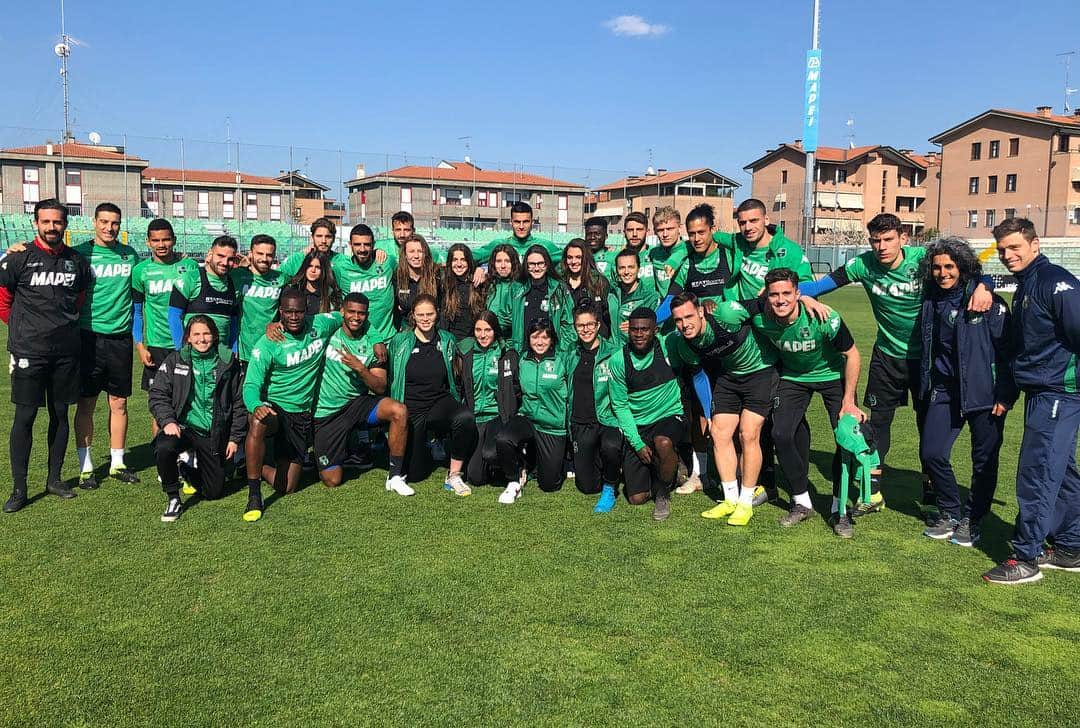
[1036, 105, 1053, 118]
[793, 139, 803, 149]
[1074, 109, 1080, 117]
[898, 148, 914, 155]
[657, 168, 668, 175]
[355, 164, 366, 179]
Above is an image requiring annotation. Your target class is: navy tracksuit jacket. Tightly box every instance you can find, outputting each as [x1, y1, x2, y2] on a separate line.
[1009, 255, 1080, 561]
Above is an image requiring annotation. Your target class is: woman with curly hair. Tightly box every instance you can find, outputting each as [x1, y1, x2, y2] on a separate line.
[393, 233, 441, 329]
[484, 243, 521, 334]
[441, 243, 485, 342]
[916, 236, 1017, 547]
[561, 238, 612, 336]
[287, 252, 342, 316]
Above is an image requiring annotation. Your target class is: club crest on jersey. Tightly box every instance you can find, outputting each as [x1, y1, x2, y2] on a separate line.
[948, 310, 959, 324]
[799, 326, 811, 339]
[63, 259, 75, 272]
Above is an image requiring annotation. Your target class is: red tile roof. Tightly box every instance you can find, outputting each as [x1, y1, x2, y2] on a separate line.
[1, 141, 146, 161]
[142, 167, 284, 186]
[362, 161, 583, 188]
[595, 168, 715, 192]
[929, 108, 1080, 144]
[813, 145, 878, 162]
[995, 108, 1080, 127]
[745, 143, 927, 171]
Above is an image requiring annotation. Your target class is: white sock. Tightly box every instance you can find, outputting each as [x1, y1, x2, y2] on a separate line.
[794, 491, 813, 509]
[177, 450, 192, 466]
[77, 447, 93, 473]
[721, 480, 738, 502]
[738, 486, 755, 505]
[110, 448, 126, 469]
[692, 451, 707, 477]
[831, 496, 840, 513]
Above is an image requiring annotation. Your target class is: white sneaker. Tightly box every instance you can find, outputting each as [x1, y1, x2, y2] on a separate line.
[675, 474, 703, 495]
[498, 481, 522, 505]
[444, 473, 472, 497]
[385, 475, 415, 496]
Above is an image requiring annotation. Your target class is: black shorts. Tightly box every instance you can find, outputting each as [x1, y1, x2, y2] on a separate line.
[79, 330, 133, 398]
[313, 395, 383, 470]
[9, 354, 80, 407]
[864, 347, 919, 411]
[636, 414, 687, 448]
[711, 366, 778, 418]
[267, 404, 313, 464]
[140, 346, 174, 391]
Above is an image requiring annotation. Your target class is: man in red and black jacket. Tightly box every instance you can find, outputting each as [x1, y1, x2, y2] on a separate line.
[0, 198, 91, 512]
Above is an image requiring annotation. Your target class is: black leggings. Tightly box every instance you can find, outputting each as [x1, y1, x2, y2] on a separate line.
[570, 422, 623, 494]
[771, 379, 842, 497]
[494, 415, 567, 492]
[466, 419, 500, 486]
[155, 429, 229, 499]
[10, 399, 69, 491]
[404, 395, 477, 481]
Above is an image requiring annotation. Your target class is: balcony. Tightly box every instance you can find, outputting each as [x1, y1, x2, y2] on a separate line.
[815, 182, 864, 210]
[895, 185, 928, 199]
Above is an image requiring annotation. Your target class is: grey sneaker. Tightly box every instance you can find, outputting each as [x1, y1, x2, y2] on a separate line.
[831, 513, 854, 539]
[949, 517, 980, 547]
[924, 515, 959, 540]
[779, 503, 815, 527]
[1041, 546, 1080, 572]
[652, 490, 671, 521]
[983, 558, 1043, 584]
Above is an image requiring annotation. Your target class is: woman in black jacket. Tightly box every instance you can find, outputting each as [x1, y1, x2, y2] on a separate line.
[148, 315, 246, 522]
[441, 243, 485, 342]
[917, 236, 1017, 546]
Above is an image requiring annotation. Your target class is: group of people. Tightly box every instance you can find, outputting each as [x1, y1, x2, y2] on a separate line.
[2, 196, 1078, 586]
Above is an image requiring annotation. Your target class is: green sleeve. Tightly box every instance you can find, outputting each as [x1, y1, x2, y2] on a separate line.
[175, 268, 199, 301]
[787, 243, 814, 282]
[664, 331, 694, 369]
[711, 231, 736, 250]
[242, 339, 272, 412]
[131, 262, 146, 296]
[843, 254, 868, 283]
[671, 259, 689, 288]
[280, 251, 306, 278]
[606, 350, 644, 451]
[713, 300, 752, 330]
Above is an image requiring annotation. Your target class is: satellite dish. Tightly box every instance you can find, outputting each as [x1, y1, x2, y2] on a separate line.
[54, 42, 70, 58]
[88, 132, 101, 145]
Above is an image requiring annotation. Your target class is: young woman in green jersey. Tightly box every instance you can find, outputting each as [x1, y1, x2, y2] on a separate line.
[561, 238, 612, 336]
[441, 244, 485, 342]
[455, 310, 520, 487]
[393, 233, 440, 329]
[386, 294, 478, 494]
[484, 244, 521, 334]
[509, 245, 574, 351]
[148, 316, 245, 523]
[493, 318, 572, 503]
[287, 252, 342, 316]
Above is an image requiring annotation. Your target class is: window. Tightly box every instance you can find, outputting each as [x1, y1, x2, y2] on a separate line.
[989, 140, 1000, 159]
[1005, 208, 1017, 219]
[967, 210, 978, 228]
[488, 190, 498, 207]
[197, 190, 209, 219]
[21, 167, 40, 212]
[1060, 134, 1072, 153]
[558, 224, 567, 233]
[985, 209, 996, 228]
[400, 187, 413, 213]
[835, 168, 848, 183]
[971, 142, 981, 160]
[1006, 174, 1017, 193]
[442, 188, 462, 206]
[63, 168, 81, 209]
[223, 191, 234, 219]
[246, 193, 257, 220]
[781, 169, 788, 184]
[478, 191, 487, 207]
[968, 177, 979, 194]
[504, 191, 527, 206]
[1072, 208, 1080, 225]
[270, 194, 281, 221]
[557, 194, 568, 226]
[987, 175, 998, 194]
[172, 190, 184, 217]
[1008, 137, 1020, 156]
[145, 189, 159, 215]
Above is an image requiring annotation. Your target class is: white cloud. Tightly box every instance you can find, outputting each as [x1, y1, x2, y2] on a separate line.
[604, 15, 670, 37]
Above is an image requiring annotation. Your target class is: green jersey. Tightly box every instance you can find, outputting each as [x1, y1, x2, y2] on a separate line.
[606, 281, 661, 346]
[603, 244, 658, 299]
[839, 247, 926, 359]
[242, 312, 342, 414]
[314, 323, 384, 419]
[473, 233, 562, 265]
[132, 256, 192, 349]
[232, 267, 287, 361]
[183, 349, 218, 435]
[330, 255, 396, 343]
[465, 342, 503, 425]
[73, 240, 139, 335]
[665, 300, 775, 377]
[485, 279, 520, 333]
[752, 303, 850, 383]
[648, 241, 689, 295]
[280, 249, 339, 278]
[669, 246, 729, 308]
[714, 229, 813, 300]
[517, 352, 571, 436]
[173, 266, 236, 344]
[607, 338, 683, 451]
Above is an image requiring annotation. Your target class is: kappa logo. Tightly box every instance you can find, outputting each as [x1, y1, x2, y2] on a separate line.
[1054, 281, 1074, 295]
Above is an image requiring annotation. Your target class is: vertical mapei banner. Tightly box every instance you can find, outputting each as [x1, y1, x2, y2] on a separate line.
[803, 49, 822, 153]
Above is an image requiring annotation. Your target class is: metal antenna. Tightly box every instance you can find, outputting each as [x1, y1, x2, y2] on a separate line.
[1059, 51, 1077, 113]
[458, 136, 472, 163]
[56, 0, 72, 140]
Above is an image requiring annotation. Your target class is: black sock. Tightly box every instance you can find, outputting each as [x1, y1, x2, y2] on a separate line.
[388, 455, 404, 479]
[247, 478, 262, 499]
[165, 484, 181, 500]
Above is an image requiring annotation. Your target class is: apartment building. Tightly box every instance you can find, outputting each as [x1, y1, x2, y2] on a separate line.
[345, 160, 586, 233]
[141, 168, 293, 222]
[745, 143, 931, 242]
[928, 106, 1080, 236]
[588, 168, 740, 233]
[275, 170, 344, 226]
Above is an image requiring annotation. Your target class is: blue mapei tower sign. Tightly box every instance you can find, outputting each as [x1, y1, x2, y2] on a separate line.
[803, 49, 821, 153]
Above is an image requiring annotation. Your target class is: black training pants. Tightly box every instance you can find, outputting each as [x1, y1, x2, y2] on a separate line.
[771, 378, 843, 498]
[570, 422, 624, 494]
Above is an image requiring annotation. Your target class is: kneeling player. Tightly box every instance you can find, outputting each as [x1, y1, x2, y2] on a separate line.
[241, 289, 342, 521]
[313, 293, 410, 492]
[148, 316, 245, 521]
[607, 307, 686, 521]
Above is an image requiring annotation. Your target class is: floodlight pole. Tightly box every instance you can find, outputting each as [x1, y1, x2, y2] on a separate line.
[801, 0, 821, 245]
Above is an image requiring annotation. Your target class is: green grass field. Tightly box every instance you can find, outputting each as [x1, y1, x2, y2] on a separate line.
[2, 287, 1078, 727]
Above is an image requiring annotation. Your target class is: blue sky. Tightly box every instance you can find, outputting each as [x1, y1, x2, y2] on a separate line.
[2, 0, 1079, 193]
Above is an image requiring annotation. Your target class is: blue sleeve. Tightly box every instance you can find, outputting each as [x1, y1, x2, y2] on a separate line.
[691, 367, 712, 415]
[132, 302, 144, 345]
[1050, 274, 1080, 354]
[656, 294, 674, 324]
[799, 275, 840, 298]
[168, 306, 185, 349]
[228, 315, 240, 352]
[978, 274, 995, 292]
